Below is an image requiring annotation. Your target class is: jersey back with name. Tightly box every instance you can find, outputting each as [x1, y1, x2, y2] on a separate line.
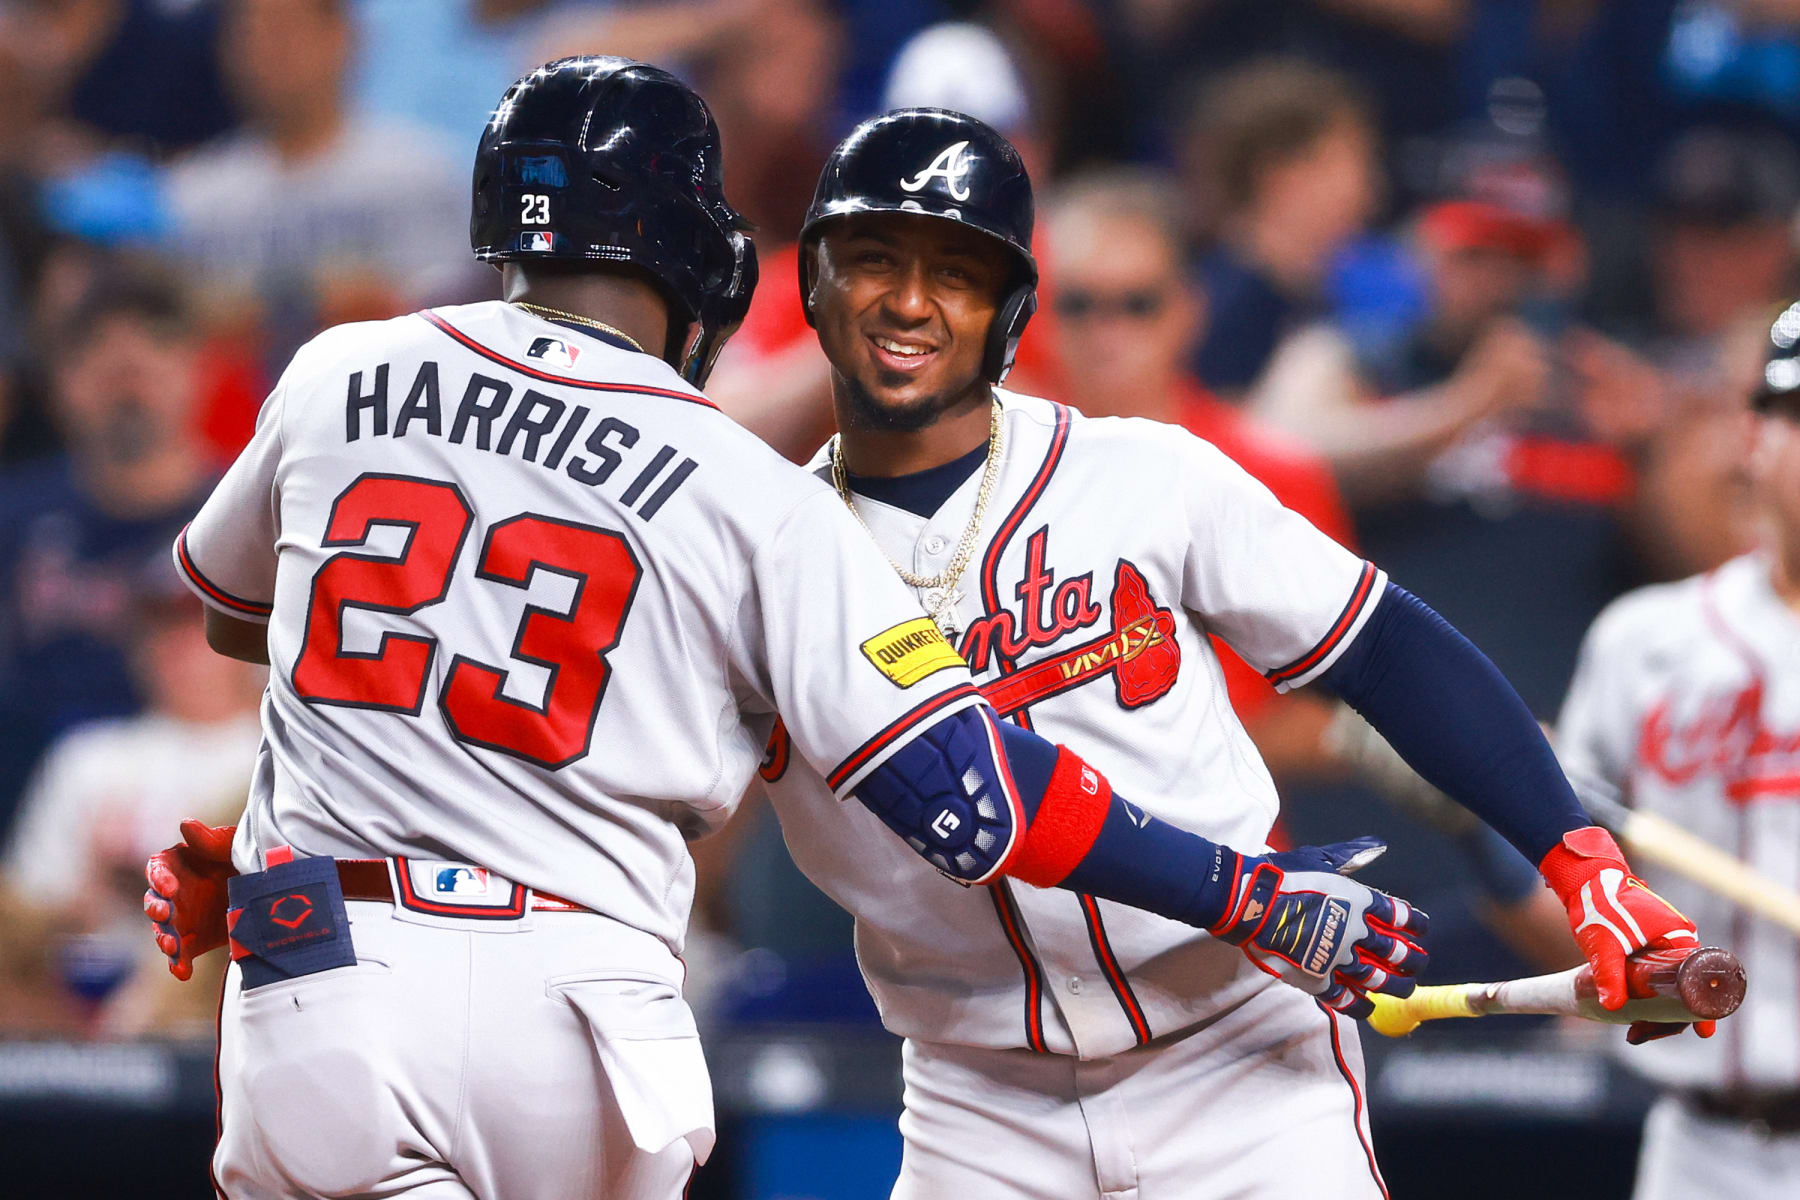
[176, 301, 981, 949]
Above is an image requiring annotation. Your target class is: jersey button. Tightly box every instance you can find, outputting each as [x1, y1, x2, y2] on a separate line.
[1067, 977, 1084, 995]
[924, 535, 948, 555]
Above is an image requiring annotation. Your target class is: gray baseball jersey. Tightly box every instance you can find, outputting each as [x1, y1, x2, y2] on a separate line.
[759, 390, 1384, 1058]
[174, 300, 988, 953]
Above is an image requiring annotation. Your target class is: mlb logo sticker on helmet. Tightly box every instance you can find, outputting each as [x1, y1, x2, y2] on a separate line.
[522, 231, 555, 252]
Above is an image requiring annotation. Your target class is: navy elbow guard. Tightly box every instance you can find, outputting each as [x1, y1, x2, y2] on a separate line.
[850, 707, 1025, 884]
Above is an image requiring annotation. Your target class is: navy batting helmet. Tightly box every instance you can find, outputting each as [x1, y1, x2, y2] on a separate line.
[471, 57, 755, 385]
[799, 108, 1037, 385]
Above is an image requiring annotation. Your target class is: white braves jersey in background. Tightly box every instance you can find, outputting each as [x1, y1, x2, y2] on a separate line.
[760, 391, 1384, 1058]
[175, 300, 986, 952]
[1558, 552, 1800, 1093]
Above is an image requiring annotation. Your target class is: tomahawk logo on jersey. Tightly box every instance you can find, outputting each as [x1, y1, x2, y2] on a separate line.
[758, 391, 1386, 1059]
[172, 300, 994, 951]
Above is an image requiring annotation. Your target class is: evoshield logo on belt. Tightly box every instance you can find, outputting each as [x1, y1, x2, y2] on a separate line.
[1307, 899, 1352, 975]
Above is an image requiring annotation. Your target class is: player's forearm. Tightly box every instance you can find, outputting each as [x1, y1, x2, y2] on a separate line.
[848, 708, 1240, 929]
[1317, 582, 1588, 863]
[988, 720, 1242, 930]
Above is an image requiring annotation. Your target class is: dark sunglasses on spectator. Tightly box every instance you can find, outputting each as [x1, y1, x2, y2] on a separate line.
[1054, 288, 1170, 321]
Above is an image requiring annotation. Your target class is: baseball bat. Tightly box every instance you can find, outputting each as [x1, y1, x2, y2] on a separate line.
[1365, 945, 1745, 1038]
[1569, 772, 1800, 939]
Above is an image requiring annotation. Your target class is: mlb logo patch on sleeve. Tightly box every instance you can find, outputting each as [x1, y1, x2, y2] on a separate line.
[861, 617, 966, 687]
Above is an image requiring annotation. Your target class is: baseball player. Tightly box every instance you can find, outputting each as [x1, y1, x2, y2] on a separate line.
[1558, 303, 1800, 1198]
[739, 109, 1706, 1198]
[143, 63, 1439, 1199]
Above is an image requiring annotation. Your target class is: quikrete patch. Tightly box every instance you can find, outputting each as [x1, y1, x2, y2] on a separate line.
[861, 617, 966, 688]
[226, 854, 357, 989]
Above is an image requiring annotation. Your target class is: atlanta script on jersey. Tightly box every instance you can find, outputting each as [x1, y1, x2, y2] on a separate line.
[173, 300, 990, 952]
[759, 391, 1385, 1058]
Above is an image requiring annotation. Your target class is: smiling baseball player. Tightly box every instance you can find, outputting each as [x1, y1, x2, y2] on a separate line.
[143, 64, 1444, 1200]
[733, 109, 1708, 1199]
[1558, 303, 1800, 1199]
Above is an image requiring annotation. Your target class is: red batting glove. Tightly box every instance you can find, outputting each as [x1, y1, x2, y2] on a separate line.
[1540, 826, 1701, 1020]
[1626, 1018, 1716, 1045]
[143, 820, 238, 981]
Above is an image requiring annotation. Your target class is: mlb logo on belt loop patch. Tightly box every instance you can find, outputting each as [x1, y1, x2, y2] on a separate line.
[392, 857, 529, 921]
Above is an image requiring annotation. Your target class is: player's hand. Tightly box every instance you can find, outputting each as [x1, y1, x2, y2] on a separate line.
[144, 820, 238, 981]
[1208, 837, 1429, 1019]
[1539, 826, 1700, 1013]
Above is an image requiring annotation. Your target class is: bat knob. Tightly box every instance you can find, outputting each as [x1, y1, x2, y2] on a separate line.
[1675, 946, 1747, 1021]
[1366, 992, 1420, 1038]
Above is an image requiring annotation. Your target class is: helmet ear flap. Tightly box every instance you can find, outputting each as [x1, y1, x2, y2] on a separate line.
[983, 285, 1036, 385]
[798, 238, 821, 329]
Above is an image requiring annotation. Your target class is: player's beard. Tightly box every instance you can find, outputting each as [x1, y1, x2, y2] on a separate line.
[837, 369, 985, 433]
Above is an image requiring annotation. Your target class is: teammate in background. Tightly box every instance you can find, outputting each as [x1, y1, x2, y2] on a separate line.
[749, 109, 1705, 1197]
[144, 62, 1436, 1198]
[1558, 303, 1800, 1199]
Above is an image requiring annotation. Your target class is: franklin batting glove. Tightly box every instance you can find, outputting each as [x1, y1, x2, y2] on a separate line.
[1207, 837, 1430, 1019]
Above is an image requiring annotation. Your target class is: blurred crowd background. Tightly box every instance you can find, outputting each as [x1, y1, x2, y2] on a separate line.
[0, 0, 1790, 1194]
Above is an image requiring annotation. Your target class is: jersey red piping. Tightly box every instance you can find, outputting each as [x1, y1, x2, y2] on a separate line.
[177, 526, 274, 617]
[418, 310, 719, 409]
[991, 881, 1049, 1053]
[1267, 561, 1378, 686]
[1319, 1000, 1389, 1199]
[825, 684, 983, 791]
[978, 404, 1072, 679]
[1078, 895, 1153, 1046]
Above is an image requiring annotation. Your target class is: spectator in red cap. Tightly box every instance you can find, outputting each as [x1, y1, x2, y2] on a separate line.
[1257, 143, 1649, 719]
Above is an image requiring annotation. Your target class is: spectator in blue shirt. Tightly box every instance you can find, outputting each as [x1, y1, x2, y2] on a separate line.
[0, 265, 216, 839]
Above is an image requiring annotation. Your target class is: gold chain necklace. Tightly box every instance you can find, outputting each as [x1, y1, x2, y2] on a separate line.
[831, 399, 1005, 639]
[513, 301, 646, 354]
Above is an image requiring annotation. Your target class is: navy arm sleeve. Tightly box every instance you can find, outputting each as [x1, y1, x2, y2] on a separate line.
[993, 721, 1232, 923]
[1317, 582, 1589, 864]
[851, 708, 1237, 928]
